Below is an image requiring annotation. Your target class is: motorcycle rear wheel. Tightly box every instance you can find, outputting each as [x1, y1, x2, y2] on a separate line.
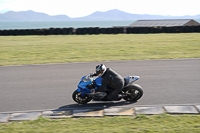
[72, 90, 92, 104]
[123, 84, 143, 101]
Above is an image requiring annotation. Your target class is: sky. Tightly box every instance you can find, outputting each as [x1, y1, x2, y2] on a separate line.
[0, 0, 200, 18]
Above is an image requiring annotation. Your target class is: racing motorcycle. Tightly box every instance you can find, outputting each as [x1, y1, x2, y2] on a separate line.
[72, 74, 143, 104]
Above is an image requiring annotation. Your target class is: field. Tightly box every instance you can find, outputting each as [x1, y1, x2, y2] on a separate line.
[0, 33, 200, 66]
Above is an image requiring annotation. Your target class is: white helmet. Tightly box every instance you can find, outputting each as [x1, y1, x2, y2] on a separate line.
[95, 64, 107, 77]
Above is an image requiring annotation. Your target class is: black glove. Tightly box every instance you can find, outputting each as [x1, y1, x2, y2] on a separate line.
[90, 73, 97, 77]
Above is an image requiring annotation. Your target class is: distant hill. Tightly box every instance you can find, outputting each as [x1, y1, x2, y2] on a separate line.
[0, 9, 199, 21]
[0, 10, 70, 21]
[74, 9, 176, 20]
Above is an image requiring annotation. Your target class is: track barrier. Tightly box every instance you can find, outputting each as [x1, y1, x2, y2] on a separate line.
[0, 26, 200, 36]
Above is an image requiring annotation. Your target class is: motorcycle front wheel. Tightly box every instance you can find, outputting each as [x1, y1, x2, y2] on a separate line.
[72, 90, 92, 104]
[123, 84, 143, 101]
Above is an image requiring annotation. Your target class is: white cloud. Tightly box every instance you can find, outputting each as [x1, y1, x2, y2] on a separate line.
[0, 0, 200, 17]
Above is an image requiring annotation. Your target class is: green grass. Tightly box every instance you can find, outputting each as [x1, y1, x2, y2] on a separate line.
[0, 33, 200, 66]
[0, 115, 200, 133]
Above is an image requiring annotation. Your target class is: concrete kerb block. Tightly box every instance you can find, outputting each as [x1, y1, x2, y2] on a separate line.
[104, 107, 134, 116]
[164, 106, 199, 114]
[2, 104, 200, 122]
[194, 105, 200, 113]
[9, 112, 42, 121]
[73, 109, 104, 117]
[134, 106, 164, 115]
[0, 114, 11, 123]
[42, 110, 72, 118]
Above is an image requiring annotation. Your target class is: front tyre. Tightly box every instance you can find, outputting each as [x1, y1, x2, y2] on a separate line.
[72, 90, 92, 104]
[123, 84, 143, 101]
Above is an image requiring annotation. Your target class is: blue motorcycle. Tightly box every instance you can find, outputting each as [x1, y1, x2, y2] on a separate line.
[72, 74, 143, 104]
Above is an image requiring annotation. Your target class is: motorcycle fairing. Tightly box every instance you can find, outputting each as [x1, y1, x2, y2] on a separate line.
[76, 75, 116, 97]
[93, 77, 102, 87]
[77, 76, 93, 96]
[124, 76, 140, 87]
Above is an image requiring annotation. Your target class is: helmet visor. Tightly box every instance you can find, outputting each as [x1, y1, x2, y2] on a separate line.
[96, 69, 101, 76]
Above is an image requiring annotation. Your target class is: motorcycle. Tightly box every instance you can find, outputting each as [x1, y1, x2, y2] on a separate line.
[72, 74, 143, 104]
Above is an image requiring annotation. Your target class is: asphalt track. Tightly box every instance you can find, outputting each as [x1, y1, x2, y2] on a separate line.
[0, 58, 200, 113]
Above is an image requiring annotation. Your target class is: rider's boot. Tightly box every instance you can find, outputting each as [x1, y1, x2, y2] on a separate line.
[118, 93, 128, 98]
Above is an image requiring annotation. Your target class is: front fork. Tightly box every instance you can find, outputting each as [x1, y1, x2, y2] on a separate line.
[77, 88, 90, 98]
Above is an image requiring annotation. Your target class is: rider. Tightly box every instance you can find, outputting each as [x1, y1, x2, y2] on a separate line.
[90, 64, 125, 101]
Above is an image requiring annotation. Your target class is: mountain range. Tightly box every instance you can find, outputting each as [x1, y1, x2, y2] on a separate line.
[0, 9, 200, 21]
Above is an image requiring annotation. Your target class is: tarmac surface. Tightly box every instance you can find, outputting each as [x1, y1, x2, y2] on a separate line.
[0, 58, 200, 113]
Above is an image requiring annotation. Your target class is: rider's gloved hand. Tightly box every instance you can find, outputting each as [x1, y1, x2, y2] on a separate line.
[89, 73, 97, 77]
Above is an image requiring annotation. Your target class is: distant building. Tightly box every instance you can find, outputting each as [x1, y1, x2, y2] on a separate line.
[129, 19, 200, 27]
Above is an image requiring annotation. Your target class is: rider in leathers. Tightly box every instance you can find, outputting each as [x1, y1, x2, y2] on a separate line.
[91, 64, 125, 101]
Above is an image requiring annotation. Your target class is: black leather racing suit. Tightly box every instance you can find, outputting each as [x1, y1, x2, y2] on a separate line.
[95, 68, 124, 101]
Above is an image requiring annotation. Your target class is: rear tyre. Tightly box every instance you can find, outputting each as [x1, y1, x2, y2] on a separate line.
[123, 84, 143, 101]
[72, 90, 92, 104]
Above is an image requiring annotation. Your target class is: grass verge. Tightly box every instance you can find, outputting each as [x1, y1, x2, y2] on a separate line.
[0, 115, 200, 133]
[0, 33, 200, 66]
